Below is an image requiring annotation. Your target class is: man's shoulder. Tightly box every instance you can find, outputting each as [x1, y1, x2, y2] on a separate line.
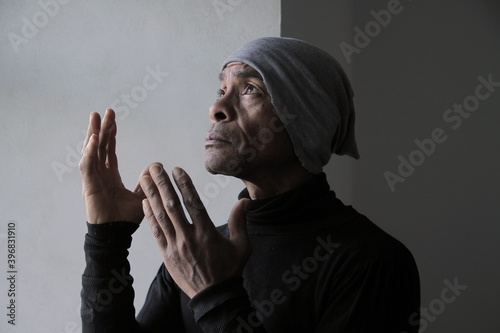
[329, 210, 417, 268]
[218, 205, 416, 268]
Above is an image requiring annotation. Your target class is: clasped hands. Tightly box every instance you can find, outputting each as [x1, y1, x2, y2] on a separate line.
[80, 109, 251, 298]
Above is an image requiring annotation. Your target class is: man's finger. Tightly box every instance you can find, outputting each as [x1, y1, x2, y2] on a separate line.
[82, 112, 101, 155]
[105, 122, 124, 186]
[172, 167, 213, 231]
[140, 165, 192, 238]
[143, 199, 168, 250]
[80, 133, 98, 172]
[79, 134, 101, 194]
[133, 163, 159, 200]
[98, 109, 115, 167]
[149, 164, 190, 233]
[140, 174, 176, 239]
[106, 122, 118, 168]
[133, 182, 146, 200]
[134, 162, 165, 201]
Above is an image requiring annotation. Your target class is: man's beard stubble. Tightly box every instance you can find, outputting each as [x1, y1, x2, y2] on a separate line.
[204, 123, 247, 177]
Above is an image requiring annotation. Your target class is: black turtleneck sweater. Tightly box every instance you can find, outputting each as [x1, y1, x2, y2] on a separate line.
[81, 174, 420, 332]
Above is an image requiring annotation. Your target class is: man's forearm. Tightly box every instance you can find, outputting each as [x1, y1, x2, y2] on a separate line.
[81, 221, 141, 333]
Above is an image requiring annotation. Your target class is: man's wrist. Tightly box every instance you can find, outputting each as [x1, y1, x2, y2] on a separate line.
[86, 221, 139, 244]
[188, 276, 248, 322]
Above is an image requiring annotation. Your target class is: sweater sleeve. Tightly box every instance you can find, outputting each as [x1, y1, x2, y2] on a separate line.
[188, 277, 268, 333]
[81, 222, 191, 333]
[135, 264, 185, 332]
[81, 221, 142, 333]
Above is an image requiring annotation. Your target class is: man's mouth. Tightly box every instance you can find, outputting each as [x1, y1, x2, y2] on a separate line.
[205, 132, 231, 147]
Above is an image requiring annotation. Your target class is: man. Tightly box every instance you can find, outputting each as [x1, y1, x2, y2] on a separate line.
[80, 37, 420, 332]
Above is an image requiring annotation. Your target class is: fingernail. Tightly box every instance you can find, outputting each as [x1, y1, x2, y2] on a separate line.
[172, 167, 183, 177]
[140, 175, 152, 186]
[151, 164, 163, 176]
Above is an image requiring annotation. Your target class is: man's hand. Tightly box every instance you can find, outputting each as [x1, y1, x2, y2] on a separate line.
[80, 109, 146, 224]
[140, 164, 251, 298]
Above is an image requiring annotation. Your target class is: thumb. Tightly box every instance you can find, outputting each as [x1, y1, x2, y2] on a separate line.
[228, 198, 251, 247]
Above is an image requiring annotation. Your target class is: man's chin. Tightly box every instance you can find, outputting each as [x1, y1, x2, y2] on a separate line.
[204, 164, 222, 175]
[204, 158, 243, 177]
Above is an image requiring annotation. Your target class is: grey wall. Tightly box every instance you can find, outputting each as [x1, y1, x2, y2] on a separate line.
[282, 0, 500, 332]
[0, 1, 280, 332]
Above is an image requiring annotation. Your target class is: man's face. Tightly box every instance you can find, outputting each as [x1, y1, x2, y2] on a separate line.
[205, 62, 297, 180]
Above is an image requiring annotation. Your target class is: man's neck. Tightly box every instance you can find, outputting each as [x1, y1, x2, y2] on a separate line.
[242, 167, 314, 200]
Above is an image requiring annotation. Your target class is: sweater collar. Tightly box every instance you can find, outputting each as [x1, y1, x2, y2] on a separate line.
[237, 173, 346, 225]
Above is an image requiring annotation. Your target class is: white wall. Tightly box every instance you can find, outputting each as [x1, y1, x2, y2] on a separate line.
[283, 0, 500, 332]
[0, 1, 280, 332]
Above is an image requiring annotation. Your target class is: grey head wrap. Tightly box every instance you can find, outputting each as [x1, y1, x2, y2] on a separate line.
[222, 37, 359, 174]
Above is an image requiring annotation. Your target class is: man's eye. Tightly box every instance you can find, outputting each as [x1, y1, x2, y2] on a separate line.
[243, 85, 259, 95]
[217, 89, 225, 99]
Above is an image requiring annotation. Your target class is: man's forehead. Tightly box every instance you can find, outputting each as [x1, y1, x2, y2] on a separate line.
[219, 62, 263, 82]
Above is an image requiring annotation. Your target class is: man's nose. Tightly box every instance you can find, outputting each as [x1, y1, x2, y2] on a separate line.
[208, 94, 235, 123]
